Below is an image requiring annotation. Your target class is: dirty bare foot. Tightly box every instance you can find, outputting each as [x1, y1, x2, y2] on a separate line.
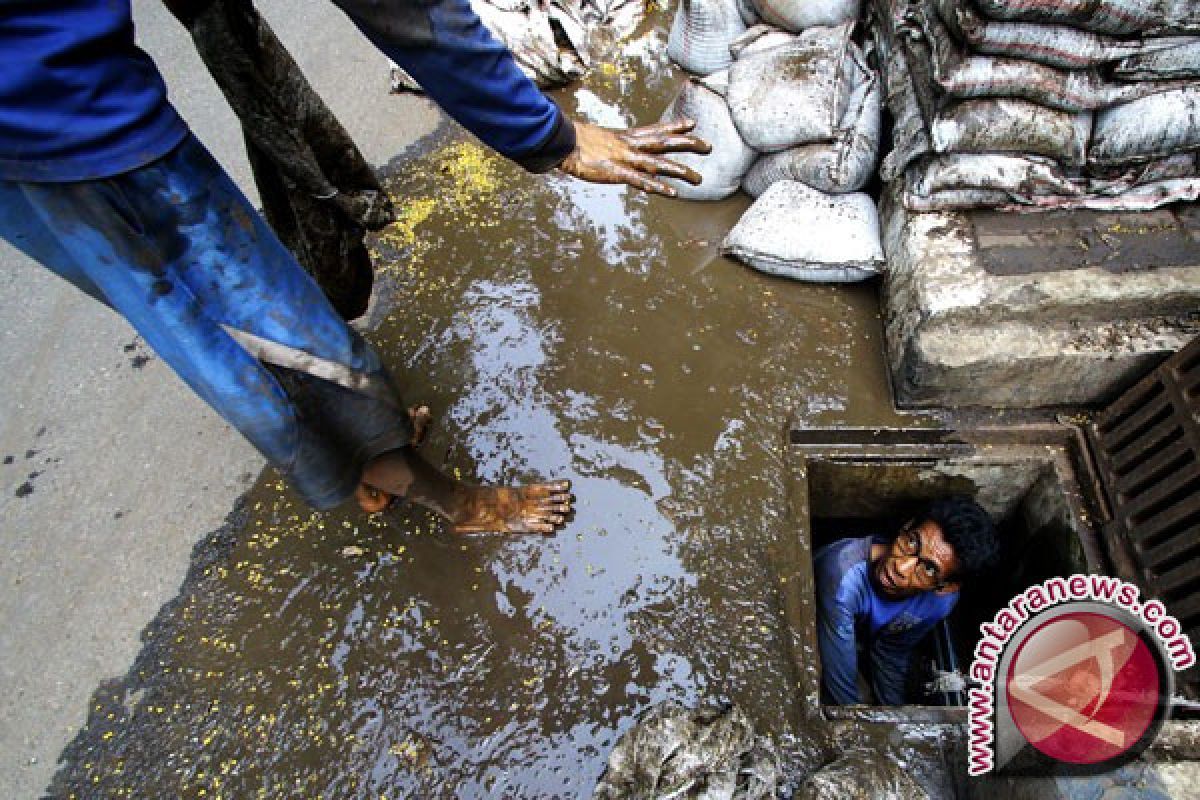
[355, 406, 434, 513]
[450, 480, 573, 535]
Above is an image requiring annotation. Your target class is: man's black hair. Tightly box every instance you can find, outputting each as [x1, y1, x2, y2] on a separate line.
[923, 495, 999, 583]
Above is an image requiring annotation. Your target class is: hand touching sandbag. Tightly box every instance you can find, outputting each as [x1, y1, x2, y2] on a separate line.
[656, 73, 758, 199]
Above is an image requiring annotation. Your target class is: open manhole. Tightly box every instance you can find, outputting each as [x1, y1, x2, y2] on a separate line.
[783, 424, 1112, 725]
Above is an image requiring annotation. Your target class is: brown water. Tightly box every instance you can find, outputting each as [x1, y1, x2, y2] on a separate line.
[50, 22, 909, 800]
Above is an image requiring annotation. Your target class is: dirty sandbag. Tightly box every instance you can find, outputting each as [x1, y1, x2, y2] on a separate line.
[875, 28, 934, 182]
[735, 0, 759, 27]
[1090, 87, 1200, 165]
[658, 73, 757, 199]
[668, 0, 748, 75]
[1114, 40, 1200, 79]
[908, 153, 1083, 197]
[933, 0, 1199, 70]
[972, 0, 1200, 36]
[742, 43, 882, 195]
[722, 181, 884, 282]
[931, 98, 1092, 167]
[749, 0, 860, 33]
[922, 8, 1190, 112]
[728, 23, 796, 59]
[798, 749, 928, 800]
[999, 176, 1200, 211]
[592, 702, 779, 800]
[728, 22, 854, 152]
[391, 0, 644, 90]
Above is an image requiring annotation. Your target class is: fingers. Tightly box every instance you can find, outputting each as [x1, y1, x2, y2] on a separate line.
[630, 133, 712, 155]
[628, 151, 704, 186]
[627, 118, 699, 137]
[611, 164, 678, 197]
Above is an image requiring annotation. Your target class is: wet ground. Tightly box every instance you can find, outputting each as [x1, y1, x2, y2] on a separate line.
[47, 20, 914, 800]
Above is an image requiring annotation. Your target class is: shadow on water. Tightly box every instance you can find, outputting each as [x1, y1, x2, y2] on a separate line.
[48, 18, 909, 800]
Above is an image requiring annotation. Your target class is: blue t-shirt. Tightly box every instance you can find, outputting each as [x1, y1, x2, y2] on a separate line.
[814, 535, 958, 705]
[0, 0, 571, 182]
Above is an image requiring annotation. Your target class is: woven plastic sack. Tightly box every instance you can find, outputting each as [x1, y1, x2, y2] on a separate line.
[923, 9, 1188, 112]
[728, 24, 796, 59]
[931, 98, 1092, 166]
[972, 0, 1200, 36]
[658, 73, 757, 199]
[727, 22, 853, 152]
[742, 44, 881, 195]
[749, 0, 860, 33]
[1091, 87, 1200, 165]
[908, 153, 1082, 197]
[668, 0, 748, 75]
[721, 181, 883, 282]
[934, 0, 1199, 69]
[1114, 40, 1200, 79]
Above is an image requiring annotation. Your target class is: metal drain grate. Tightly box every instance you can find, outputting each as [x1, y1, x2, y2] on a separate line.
[1088, 336, 1200, 666]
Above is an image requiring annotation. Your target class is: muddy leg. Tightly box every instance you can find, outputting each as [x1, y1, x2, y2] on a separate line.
[354, 405, 432, 513]
[358, 447, 572, 535]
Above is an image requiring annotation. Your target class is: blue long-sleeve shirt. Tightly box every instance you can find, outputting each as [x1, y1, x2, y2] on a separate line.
[0, 0, 574, 182]
[814, 535, 958, 705]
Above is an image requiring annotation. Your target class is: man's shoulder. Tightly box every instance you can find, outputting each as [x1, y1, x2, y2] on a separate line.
[814, 536, 874, 599]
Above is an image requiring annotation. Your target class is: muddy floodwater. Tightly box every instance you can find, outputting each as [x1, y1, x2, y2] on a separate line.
[50, 21, 916, 800]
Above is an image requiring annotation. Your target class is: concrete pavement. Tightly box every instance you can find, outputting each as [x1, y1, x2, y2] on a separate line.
[0, 2, 441, 795]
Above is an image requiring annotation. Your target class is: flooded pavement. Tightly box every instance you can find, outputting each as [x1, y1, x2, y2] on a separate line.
[47, 19, 916, 800]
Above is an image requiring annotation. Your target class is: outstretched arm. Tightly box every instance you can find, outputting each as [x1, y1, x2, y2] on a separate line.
[331, 0, 708, 194]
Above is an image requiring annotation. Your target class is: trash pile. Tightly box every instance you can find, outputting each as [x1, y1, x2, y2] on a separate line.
[390, 0, 646, 90]
[662, 0, 887, 282]
[591, 702, 779, 800]
[876, 0, 1200, 211]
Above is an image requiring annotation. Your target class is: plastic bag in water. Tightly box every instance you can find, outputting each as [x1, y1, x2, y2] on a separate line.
[722, 181, 884, 282]
[592, 702, 778, 800]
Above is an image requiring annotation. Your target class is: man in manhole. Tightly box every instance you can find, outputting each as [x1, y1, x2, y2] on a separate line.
[816, 496, 1000, 705]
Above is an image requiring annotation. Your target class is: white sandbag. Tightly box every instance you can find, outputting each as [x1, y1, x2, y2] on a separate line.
[923, 9, 1189, 112]
[728, 24, 796, 59]
[668, 0, 748, 75]
[973, 0, 1200, 36]
[658, 74, 758, 199]
[931, 98, 1092, 167]
[727, 22, 853, 152]
[1090, 87, 1200, 165]
[742, 44, 881, 195]
[934, 0, 1199, 69]
[875, 28, 934, 182]
[909, 153, 1083, 197]
[721, 181, 883, 282]
[735, 0, 759, 26]
[1114, 40, 1200, 79]
[749, 0, 860, 33]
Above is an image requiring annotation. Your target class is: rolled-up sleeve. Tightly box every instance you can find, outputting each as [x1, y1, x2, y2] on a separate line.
[331, 0, 576, 172]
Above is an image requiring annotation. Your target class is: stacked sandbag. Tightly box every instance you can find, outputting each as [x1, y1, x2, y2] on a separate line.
[664, 0, 887, 282]
[874, 0, 1200, 211]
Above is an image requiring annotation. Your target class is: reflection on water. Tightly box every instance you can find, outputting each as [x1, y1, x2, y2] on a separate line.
[49, 18, 906, 800]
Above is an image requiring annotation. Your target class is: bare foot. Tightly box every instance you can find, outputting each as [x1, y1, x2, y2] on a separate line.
[355, 405, 434, 513]
[450, 480, 573, 535]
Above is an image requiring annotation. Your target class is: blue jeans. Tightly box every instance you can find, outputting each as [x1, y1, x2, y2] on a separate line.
[0, 134, 410, 508]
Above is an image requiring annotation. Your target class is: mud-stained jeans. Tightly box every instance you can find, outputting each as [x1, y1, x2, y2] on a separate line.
[0, 134, 412, 509]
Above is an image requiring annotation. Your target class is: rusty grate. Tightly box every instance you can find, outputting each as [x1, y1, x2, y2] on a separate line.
[1088, 336, 1200, 668]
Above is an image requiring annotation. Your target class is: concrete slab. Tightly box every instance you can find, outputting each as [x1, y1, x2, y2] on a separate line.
[0, 2, 441, 796]
[881, 188, 1200, 409]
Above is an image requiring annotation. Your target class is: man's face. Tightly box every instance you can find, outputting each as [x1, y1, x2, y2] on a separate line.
[870, 519, 961, 600]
